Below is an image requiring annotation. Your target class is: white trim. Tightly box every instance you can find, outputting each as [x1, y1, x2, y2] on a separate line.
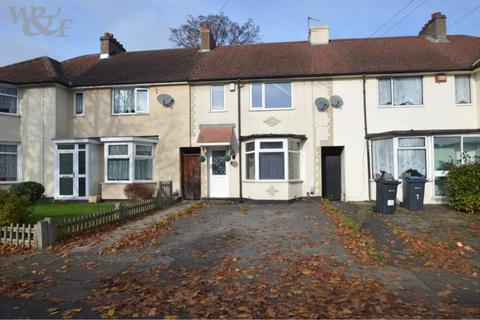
[53, 138, 100, 144]
[111, 87, 150, 115]
[249, 82, 293, 110]
[54, 143, 89, 200]
[100, 136, 158, 143]
[377, 76, 424, 107]
[104, 142, 155, 183]
[0, 84, 19, 116]
[208, 147, 229, 198]
[210, 84, 226, 112]
[243, 138, 301, 182]
[197, 142, 230, 146]
[73, 91, 85, 117]
[454, 74, 472, 105]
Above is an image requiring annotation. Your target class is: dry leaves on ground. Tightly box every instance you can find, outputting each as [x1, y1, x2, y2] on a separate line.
[320, 200, 384, 265]
[102, 202, 208, 254]
[89, 252, 479, 319]
[0, 243, 35, 256]
[392, 226, 478, 275]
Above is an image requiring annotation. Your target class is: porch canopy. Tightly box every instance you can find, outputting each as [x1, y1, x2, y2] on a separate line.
[197, 127, 234, 146]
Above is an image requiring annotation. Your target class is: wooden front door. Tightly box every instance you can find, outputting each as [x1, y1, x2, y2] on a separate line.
[181, 148, 201, 200]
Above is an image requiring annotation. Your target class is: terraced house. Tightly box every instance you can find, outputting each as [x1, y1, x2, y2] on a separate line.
[0, 12, 479, 203]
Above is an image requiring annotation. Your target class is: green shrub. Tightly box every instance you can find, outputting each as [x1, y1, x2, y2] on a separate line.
[124, 183, 155, 202]
[0, 191, 32, 225]
[9, 181, 45, 203]
[446, 157, 480, 213]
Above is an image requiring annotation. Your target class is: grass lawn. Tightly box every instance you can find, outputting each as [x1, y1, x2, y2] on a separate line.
[29, 202, 115, 223]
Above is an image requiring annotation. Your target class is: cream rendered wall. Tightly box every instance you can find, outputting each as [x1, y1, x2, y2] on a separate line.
[69, 85, 190, 198]
[0, 116, 21, 142]
[19, 86, 58, 196]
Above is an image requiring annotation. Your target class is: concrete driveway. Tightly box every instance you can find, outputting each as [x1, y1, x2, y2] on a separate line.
[0, 201, 478, 318]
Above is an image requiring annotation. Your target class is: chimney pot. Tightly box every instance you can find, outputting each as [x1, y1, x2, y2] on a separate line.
[100, 32, 126, 59]
[200, 22, 216, 52]
[309, 25, 329, 45]
[419, 12, 447, 42]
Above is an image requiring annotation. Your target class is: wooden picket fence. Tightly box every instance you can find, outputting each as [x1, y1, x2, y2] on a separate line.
[0, 181, 174, 249]
[0, 223, 35, 247]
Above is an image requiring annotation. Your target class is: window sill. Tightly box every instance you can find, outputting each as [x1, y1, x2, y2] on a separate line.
[249, 108, 294, 112]
[0, 112, 20, 117]
[455, 103, 472, 107]
[102, 180, 155, 184]
[0, 181, 17, 184]
[378, 105, 425, 109]
[111, 112, 151, 116]
[72, 114, 85, 118]
[210, 109, 227, 113]
[243, 179, 303, 183]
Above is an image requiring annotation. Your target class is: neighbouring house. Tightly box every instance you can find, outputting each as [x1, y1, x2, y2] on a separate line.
[0, 12, 479, 203]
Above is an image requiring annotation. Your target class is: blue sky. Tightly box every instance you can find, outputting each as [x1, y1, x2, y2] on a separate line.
[0, 0, 479, 66]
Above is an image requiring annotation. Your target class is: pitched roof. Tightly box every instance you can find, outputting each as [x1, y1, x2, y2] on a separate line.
[197, 127, 234, 144]
[0, 35, 479, 87]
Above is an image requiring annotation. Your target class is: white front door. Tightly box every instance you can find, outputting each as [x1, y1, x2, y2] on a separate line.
[209, 149, 229, 198]
[56, 144, 88, 199]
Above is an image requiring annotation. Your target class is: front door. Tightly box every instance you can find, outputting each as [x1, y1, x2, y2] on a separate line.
[56, 144, 88, 199]
[209, 149, 228, 198]
[322, 147, 343, 201]
[181, 148, 201, 200]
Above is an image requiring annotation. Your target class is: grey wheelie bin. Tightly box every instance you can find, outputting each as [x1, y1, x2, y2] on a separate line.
[402, 176, 427, 210]
[374, 180, 401, 214]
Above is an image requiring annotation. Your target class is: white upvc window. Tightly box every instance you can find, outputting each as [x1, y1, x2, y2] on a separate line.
[112, 88, 149, 114]
[244, 138, 301, 181]
[0, 143, 19, 183]
[378, 77, 423, 106]
[73, 91, 84, 116]
[104, 142, 154, 182]
[433, 135, 480, 196]
[371, 137, 427, 179]
[0, 86, 18, 115]
[210, 84, 225, 112]
[250, 82, 292, 110]
[455, 75, 471, 104]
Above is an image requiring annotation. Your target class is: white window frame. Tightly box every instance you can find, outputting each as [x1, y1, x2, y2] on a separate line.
[0, 85, 19, 116]
[454, 75, 472, 105]
[249, 82, 293, 110]
[210, 84, 226, 112]
[0, 142, 20, 184]
[378, 76, 424, 107]
[433, 134, 480, 198]
[370, 136, 428, 180]
[73, 91, 84, 117]
[244, 138, 301, 182]
[111, 88, 149, 115]
[104, 142, 155, 183]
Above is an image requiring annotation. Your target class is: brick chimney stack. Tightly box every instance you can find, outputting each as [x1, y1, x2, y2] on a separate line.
[200, 22, 216, 52]
[419, 12, 447, 42]
[100, 33, 126, 59]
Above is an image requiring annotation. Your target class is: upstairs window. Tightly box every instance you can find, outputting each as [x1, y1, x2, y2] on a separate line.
[210, 85, 225, 111]
[0, 144, 18, 182]
[455, 75, 471, 104]
[251, 82, 292, 109]
[0, 86, 18, 114]
[378, 77, 423, 106]
[112, 88, 149, 114]
[73, 91, 84, 116]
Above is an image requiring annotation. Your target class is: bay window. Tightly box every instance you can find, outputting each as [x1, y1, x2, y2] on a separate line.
[250, 82, 292, 109]
[378, 77, 423, 106]
[245, 138, 301, 181]
[105, 142, 154, 182]
[434, 136, 480, 196]
[112, 88, 149, 114]
[371, 137, 426, 179]
[0, 86, 18, 114]
[0, 144, 18, 182]
[455, 75, 471, 104]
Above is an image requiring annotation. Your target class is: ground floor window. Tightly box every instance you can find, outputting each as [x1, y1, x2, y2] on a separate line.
[371, 137, 426, 179]
[0, 143, 18, 182]
[245, 138, 301, 181]
[434, 135, 480, 196]
[105, 142, 154, 182]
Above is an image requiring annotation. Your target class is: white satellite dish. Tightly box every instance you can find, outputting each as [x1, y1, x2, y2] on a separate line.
[157, 94, 174, 106]
[330, 95, 343, 108]
[314, 97, 329, 111]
